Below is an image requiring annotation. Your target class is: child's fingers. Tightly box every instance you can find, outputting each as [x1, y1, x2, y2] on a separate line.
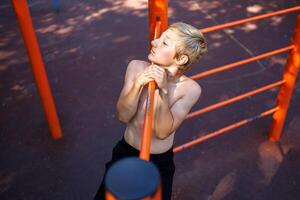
[151, 64, 164, 72]
[148, 67, 163, 75]
[145, 72, 160, 80]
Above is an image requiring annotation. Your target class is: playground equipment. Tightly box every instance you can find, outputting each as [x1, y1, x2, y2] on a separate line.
[11, 0, 62, 139]
[105, 0, 300, 199]
[105, 158, 161, 200]
[8, 0, 299, 198]
[105, 4, 167, 199]
[140, 17, 163, 161]
[174, 6, 300, 152]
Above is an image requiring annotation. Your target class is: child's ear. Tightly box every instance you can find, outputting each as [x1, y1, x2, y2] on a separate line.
[176, 54, 189, 66]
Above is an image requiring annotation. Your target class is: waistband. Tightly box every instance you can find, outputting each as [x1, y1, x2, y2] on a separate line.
[119, 137, 174, 160]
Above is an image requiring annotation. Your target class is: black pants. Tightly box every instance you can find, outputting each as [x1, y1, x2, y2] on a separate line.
[94, 138, 175, 200]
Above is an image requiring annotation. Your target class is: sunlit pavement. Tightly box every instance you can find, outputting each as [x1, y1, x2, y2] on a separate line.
[1, 1, 299, 199]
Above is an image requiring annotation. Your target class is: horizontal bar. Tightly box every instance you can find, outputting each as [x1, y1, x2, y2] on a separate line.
[191, 45, 293, 80]
[201, 6, 300, 33]
[174, 107, 279, 153]
[186, 80, 285, 119]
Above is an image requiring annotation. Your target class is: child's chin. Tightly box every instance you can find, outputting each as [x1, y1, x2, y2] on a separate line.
[148, 54, 155, 62]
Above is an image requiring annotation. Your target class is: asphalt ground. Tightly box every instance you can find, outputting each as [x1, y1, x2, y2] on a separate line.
[1, 0, 300, 199]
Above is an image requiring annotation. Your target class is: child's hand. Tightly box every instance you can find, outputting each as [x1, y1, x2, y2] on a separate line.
[135, 65, 168, 93]
[148, 64, 168, 93]
[135, 66, 155, 87]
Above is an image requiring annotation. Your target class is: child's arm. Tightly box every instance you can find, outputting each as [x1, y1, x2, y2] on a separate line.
[154, 84, 200, 139]
[148, 65, 201, 139]
[116, 60, 153, 123]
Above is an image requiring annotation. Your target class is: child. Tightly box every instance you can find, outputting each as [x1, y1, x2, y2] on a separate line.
[95, 22, 207, 200]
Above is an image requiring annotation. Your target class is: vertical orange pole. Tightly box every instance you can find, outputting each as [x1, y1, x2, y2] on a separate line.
[148, 0, 168, 44]
[152, 185, 162, 200]
[139, 79, 157, 161]
[11, 0, 62, 139]
[105, 191, 116, 200]
[105, 188, 161, 200]
[269, 14, 300, 141]
[139, 19, 162, 161]
[140, 0, 168, 161]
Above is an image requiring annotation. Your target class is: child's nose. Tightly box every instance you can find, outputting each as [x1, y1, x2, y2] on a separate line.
[151, 39, 158, 47]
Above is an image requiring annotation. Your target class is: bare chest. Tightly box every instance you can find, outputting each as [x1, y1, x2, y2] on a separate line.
[133, 84, 180, 126]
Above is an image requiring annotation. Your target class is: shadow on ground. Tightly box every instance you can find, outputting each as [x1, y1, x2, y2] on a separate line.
[0, 0, 300, 199]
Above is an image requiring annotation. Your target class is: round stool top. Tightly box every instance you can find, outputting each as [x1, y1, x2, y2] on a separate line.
[105, 157, 160, 199]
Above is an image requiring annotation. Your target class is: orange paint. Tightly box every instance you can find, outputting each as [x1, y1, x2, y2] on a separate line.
[269, 14, 300, 141]
[139, 18, 162, 161]
[191, 46, 293, 80]
[152, 186, 162, 200]
[201, 6, 300, 33]
[140, 81, 156, 160]
[186, 80, 285, 119]
[148, 0, 168, 44]
[11, 0, 62, 139]
[174, 107, 278, 153]
[105, 191, 116, 200]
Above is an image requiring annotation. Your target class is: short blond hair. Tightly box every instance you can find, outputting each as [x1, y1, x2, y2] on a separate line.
[169, 22, 207, 73]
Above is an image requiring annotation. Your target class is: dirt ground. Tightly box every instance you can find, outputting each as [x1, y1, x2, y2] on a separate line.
[1, 0, 300, 199]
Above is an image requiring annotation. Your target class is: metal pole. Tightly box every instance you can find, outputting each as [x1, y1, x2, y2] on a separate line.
[201, 6, 300, 33]
[186, 80, 285, 119]
[11, 0, 62, 139]
[139, 0, 168, 161]
[269, 14, 300, 141]
[148, 0, 168, 44]
[175, 107, 279, 153]
[139, 19, 161, 160]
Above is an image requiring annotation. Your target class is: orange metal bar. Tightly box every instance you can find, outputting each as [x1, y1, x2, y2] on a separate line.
[174, 107, 278, 153]
[148, 0, 168, 44]
[139, 81, 156, 160]
[201, 6, 300, 33]
[269, 14, 300, 141]
[143, 186, 161, 200]
[11, 0, 62, 139]
[105, 191, 116, 200]
[191, 46, 293, 80]
[186, 80, 285, 119]
[140, 17, 164, 161]
[152, 186, 162, 200]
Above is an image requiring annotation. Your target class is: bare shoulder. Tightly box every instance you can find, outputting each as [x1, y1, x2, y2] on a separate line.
[182, 76, 201, 94]
[180, 76, 202, 101]
[127, 60, 149, 75]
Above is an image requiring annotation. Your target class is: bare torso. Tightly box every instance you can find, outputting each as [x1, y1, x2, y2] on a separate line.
[124, 62, 190, 154]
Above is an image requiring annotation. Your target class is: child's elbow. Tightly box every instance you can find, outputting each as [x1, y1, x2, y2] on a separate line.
[117, 112, 130, 123]
[154, 125, 175, 140]
[155, 131, 170, 140]
[116, 103, 130, 123]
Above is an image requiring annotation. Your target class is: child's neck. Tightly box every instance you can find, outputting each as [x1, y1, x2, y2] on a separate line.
[165, 65, 182, 83]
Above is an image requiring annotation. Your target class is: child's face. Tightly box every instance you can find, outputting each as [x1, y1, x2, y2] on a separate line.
[148, 29, 179, 66]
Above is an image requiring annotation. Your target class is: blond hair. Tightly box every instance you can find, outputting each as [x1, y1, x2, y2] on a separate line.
[169, 22, 208, 73]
